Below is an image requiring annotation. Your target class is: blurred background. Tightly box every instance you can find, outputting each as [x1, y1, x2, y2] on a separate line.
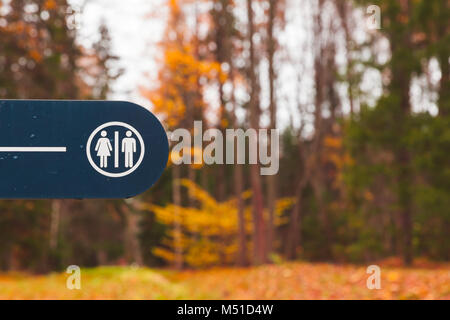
[0, 0, 449, 299]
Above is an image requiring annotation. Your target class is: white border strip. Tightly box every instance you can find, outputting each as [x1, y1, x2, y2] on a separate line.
[0, 147, 67, 152]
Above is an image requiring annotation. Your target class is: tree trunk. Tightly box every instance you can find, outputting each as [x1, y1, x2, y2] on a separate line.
[389, 0, 414, 265]
[437, 0, 449, 117]
[121, 203, 143, 266]
[172, 165, 183, 269]
[285, 172, 308, 259]
[336, 0, 355, 116]
[235, 162, 247, 266]
[397, 149, 413, 265]
[395, 64, 413, 266]
[266, 0, 277, 257]
[438, 49, 449, 117]
[230, 65, 248, 266]
[49, 200, 62, 250]
[247, 0, 266, 265]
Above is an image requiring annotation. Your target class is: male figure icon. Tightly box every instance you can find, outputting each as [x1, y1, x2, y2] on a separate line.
[122, 130, 137, 168]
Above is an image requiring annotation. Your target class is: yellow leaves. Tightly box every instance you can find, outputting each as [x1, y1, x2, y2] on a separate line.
[323, 135, 345, 170]
[141, 87, 186, 128]
[343, 152, 355, 167]
[199, 61, 222, 81]
[387, 271, 401, 282]
[0, 266, 192, 299]
[184, 242, 221, 268]
[327, 153, 343, 169]
[180, 179, 217, 208]
[274, 197, 295, 226]
[147, 180, 294, 268]
[142, 43, 224, 128]
[164, 48, 222, 89]
[153, 247, 176, 263]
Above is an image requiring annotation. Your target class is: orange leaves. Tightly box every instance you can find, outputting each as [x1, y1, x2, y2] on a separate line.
[168, 0, 181, 16]
[323, 136, 343, 168]
[363, 190, 374, 202]
[29, 50, 42, 62]
[142, 87, 186, 128]
[140, 0, 229, 131]
[5, 21, 27, 34]
[164, 47, 222, 90]
[178, 262, 450, 300]
[324, 136, 342, 149]
[44, 0, 57, 10]
[4, 22, 42, 62]
[0, 262, 448, 299]
[142, 46, 222, 128]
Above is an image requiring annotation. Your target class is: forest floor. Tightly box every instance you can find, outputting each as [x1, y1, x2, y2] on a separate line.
[0, 261, 449, 299]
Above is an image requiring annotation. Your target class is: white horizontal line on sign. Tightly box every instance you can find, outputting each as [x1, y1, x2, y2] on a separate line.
[0, 147, 67, 152]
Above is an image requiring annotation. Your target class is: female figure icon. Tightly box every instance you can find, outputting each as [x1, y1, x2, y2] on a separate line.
[95, 130, 113, 168]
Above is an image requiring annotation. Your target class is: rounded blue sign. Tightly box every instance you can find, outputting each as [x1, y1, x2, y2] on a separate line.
[0, 100, 169, 199]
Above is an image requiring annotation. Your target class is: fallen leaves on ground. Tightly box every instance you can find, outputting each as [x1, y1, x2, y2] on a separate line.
[0, 262, 448, 300]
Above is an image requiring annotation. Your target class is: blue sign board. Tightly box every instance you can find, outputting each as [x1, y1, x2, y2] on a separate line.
[0, 100, 169, 199]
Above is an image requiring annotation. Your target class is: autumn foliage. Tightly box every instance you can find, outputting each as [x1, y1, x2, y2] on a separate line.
[0, 0, 449, 301]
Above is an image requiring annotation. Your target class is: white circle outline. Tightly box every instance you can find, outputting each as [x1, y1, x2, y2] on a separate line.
[86, 121, 145, 178]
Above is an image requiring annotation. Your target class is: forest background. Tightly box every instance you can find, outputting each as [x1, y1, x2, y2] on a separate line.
[0, 0, 448, 299]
